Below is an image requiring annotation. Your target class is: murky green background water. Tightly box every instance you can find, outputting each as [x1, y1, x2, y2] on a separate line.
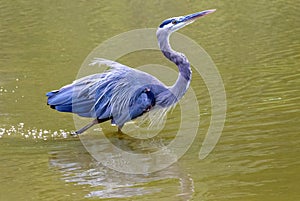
[0, 0, 299, 200]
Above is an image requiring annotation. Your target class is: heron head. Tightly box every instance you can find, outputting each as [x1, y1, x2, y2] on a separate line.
[158, 9, 216, 33]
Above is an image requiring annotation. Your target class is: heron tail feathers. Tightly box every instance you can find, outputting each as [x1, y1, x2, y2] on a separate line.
[46, 86, 73, 112]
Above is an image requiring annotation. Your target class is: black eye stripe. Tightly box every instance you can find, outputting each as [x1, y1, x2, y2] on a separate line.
[159, 19, 173, 28]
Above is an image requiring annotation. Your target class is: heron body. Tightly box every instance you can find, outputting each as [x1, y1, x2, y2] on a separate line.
[46, 9, 216, 134]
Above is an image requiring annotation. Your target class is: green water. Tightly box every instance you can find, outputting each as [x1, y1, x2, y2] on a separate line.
[0, 0, 299, 200]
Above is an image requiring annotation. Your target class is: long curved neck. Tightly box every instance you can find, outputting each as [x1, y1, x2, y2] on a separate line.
[157, 31, 192, 101]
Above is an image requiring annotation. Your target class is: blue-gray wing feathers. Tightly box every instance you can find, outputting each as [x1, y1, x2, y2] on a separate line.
[46, 58, 170, 127]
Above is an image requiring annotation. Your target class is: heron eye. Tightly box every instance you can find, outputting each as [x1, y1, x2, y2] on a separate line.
[171, 20, 177, 24]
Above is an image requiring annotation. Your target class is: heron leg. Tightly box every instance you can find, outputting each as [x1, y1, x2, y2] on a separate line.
[73, 119, 99, 135]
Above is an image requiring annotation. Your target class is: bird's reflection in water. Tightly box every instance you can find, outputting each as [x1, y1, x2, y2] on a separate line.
[48, 130, 194, 200]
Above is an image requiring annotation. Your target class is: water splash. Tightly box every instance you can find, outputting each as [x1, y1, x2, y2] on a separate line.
[0, 122, 73, 140]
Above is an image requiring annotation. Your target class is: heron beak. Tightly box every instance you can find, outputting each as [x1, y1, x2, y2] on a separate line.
[182, 9, 216, 23]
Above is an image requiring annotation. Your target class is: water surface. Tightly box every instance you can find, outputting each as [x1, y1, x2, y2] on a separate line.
[0, 0, 299, 200]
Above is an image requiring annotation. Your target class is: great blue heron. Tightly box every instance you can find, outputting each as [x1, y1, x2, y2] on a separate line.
[46, 9, 216, 134]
